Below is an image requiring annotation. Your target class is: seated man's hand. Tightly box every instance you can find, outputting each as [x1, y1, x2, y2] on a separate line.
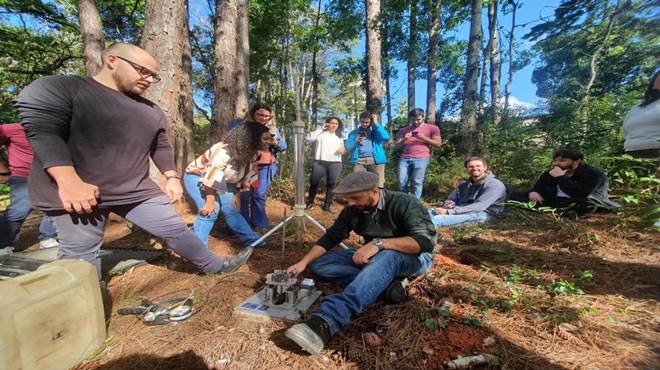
[434, 207, 449, 215]
[441, 200, 455, 209]
[287, 261, 308, 276]
[352, 243, 379, 265]
[548, 166, 567, 177]
[529, 191, 544, 203]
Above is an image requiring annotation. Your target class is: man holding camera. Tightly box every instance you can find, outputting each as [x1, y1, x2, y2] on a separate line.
[395, 108, 442, 199]
[345, 112, 390, 188]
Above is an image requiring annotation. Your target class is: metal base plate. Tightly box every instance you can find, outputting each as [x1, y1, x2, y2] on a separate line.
[234, 286, 322, 321]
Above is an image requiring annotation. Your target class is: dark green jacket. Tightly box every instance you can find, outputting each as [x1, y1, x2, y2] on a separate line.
[317, 190, 437, 254]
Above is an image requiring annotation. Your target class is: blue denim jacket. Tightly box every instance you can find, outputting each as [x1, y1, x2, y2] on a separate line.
[345, 124, 390, 165]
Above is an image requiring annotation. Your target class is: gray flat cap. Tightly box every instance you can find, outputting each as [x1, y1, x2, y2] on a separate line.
[334, 171, 379, 194]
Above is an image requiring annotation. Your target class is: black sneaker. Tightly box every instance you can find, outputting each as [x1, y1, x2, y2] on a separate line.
[217, 247, 253, 274]
[285, 315, 331, 355]
[384, 278, 409, 304]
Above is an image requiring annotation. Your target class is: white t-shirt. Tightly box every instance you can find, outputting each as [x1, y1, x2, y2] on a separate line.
[307, 129, 344, 162]
[623, 100, 660, 151]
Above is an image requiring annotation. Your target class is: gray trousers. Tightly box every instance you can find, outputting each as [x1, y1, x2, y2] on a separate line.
[354, 157, 386, 188]
[47, 195, 225, 278]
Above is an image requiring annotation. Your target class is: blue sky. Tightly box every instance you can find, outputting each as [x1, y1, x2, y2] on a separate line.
[379, 0, 563, 118]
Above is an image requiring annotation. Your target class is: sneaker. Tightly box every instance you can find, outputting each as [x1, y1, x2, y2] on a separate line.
[216, 247, 253, 274]
[39, 238, 59, 249]
[285, 315, 331, 355]
[384, 278, 409, 304]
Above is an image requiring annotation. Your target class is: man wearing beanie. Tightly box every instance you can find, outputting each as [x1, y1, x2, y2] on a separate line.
[283, 171, 437, 355]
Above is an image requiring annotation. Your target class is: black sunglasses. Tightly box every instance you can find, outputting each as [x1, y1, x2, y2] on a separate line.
[115, 55, 161, 83]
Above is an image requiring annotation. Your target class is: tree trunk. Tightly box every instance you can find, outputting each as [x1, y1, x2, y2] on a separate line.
[458, 0, 483, 156]
[488, 0, 501, 124]
[310, 0, 322, 129]
[478, 29, 488, 115]
[580, 1, 619, 107]
[426, 0, 441, 125]
[385, 65, 393, 138]
[212, 0, 250, 140]
[78, 0, 105, 76]
[503, 0, 517, 115]
[407, 0, 418, 111]
[142, 0, 195, 173]
[365, 0, 384, 117]
[236, 0, 250, 115]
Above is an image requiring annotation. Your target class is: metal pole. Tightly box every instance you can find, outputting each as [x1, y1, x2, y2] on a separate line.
[292, 120, 306, 216]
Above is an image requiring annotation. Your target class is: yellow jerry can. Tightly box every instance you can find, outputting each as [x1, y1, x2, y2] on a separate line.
[0, 259, 107, 370]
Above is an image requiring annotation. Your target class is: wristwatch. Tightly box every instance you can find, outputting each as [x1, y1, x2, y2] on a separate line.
[373, 238, 385, 252]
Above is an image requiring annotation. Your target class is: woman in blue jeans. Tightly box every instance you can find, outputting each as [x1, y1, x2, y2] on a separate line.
[183, 122, 272, 247]
[237, 103, 287, 231]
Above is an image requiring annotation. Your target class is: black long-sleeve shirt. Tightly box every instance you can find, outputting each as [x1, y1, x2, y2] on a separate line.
[531, 163, 612, 204]
[317, 190, 437, 254]
[14, 76, 175, 210]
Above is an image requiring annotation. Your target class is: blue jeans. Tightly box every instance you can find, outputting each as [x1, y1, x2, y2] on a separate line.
[0, 176, 57, 247]
[398, 158, 430, 199]
[240, 163, 277, 228]
[429, 210, 491, 227]
[310, 248, 434, 335]
[183, 173, 261, 247]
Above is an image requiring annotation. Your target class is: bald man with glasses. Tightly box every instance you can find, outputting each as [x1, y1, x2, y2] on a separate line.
[14, 43, 251, 280]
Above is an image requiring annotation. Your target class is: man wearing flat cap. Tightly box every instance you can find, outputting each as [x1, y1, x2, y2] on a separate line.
[284, 171, 437, 355]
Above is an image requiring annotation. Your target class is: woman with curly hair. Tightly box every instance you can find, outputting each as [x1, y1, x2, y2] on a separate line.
[183, 122, 271, 247]
[235, 103, 287, 232]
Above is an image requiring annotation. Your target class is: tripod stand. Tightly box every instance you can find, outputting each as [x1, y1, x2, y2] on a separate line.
[247, 120, 347, 249]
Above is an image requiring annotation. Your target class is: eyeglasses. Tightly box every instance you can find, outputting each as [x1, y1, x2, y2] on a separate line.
[255, 112, 271, 118]
[115, 55, 161, 83]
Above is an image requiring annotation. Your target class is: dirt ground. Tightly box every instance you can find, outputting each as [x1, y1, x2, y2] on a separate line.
[16, 197, 659, 369]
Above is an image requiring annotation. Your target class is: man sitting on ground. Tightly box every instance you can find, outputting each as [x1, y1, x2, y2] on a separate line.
[429, 156, 507, 227]
[513, 148, 619, 217]
[284, 171, 437, 355]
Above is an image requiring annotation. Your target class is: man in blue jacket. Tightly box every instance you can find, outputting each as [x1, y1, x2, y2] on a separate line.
[345, 112, 390, 188]
[429, 156, 507, 227]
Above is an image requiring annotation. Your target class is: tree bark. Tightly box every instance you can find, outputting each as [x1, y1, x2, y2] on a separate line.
[458, 0, 483, 156]
[488, 0, 501, 124]
[385, 64, 393, 138]
[236, 0, 250, 115]
[426, 0, 441, 125]
[365, 0, 384, 117]
[580, 1, 619, 107]
[407, 0, 418, 111]
[503, 0, 517, 115]
[212, 0, 250, 139]
[478, 28, 488, 115]
[142, 0, 195, 173]
[78, 0, 104, 76]
[310, 0, 322, 129]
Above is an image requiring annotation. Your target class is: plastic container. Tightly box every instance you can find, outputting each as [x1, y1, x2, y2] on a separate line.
[0, 259, 107, 370]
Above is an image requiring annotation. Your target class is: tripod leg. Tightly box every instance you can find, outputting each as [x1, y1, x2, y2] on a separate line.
[297, 217, 304, 248]
[303, 213, 349, 249]
[247, 215, 297, 248]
